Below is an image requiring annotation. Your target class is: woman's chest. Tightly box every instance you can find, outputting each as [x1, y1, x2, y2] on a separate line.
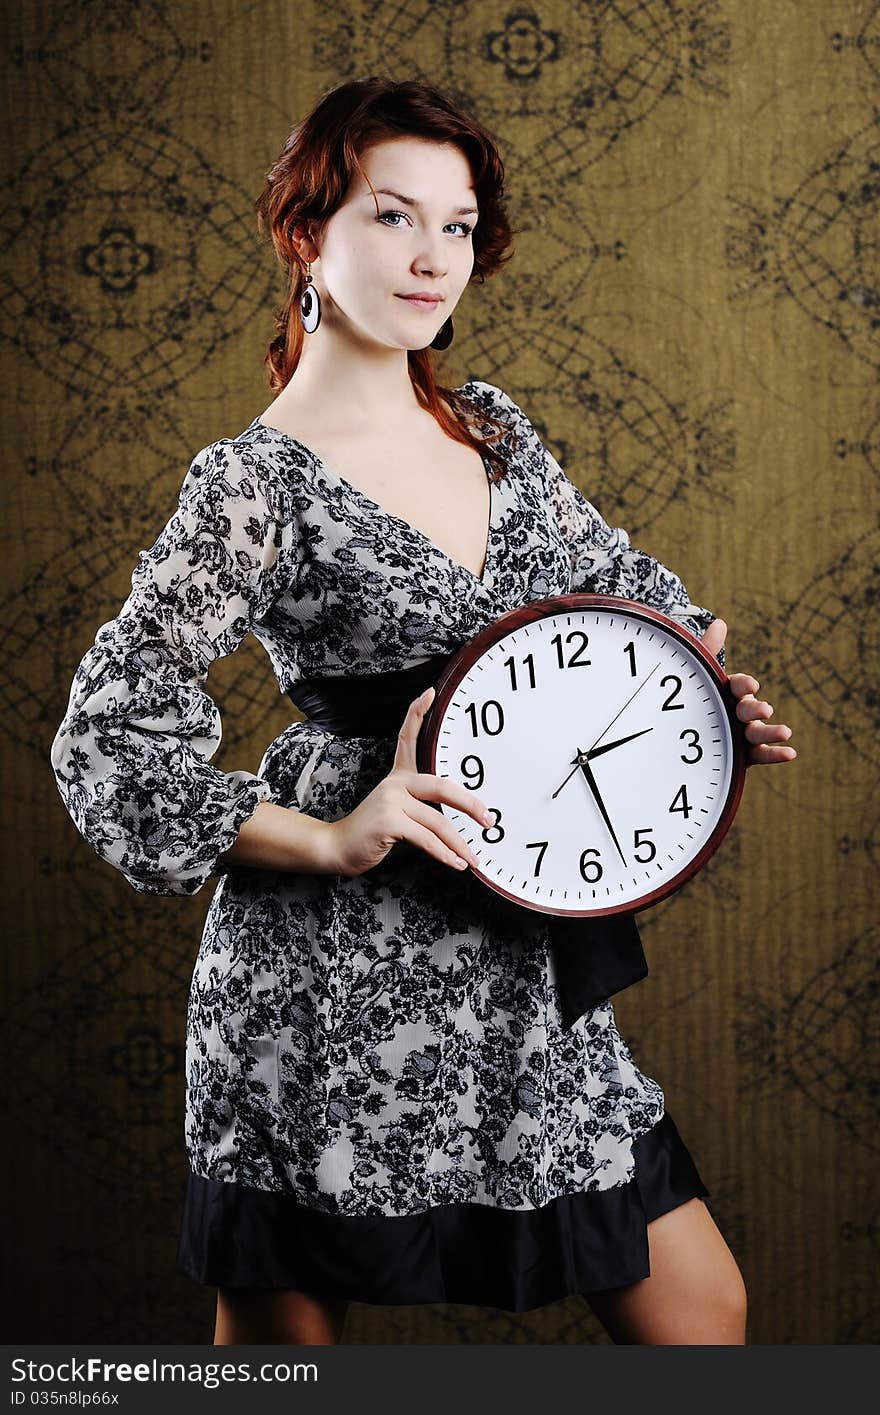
[281, 463, 572, 663]
[307, 429, 494, 583]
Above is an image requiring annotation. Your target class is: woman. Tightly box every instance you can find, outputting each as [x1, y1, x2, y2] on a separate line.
[49, 77, 796, 1345]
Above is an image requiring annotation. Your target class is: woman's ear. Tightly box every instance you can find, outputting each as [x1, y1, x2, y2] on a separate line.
[289, 221, 320, 267]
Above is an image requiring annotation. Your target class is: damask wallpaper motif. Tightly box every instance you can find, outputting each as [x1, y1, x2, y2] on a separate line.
[4, 0, 877, 1343]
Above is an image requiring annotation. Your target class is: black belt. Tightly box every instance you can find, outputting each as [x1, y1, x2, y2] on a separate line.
[288, 658, 649, 1030]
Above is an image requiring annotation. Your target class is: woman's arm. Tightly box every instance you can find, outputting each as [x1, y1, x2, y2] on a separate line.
[49, 440, 314, 894]
[217, 799, 340, 875]
[473, 380, 726, 668]
[476, 382, 798, 768]
[542, 452, 726, 668]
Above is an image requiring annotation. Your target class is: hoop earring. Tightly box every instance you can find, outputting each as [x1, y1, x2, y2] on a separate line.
[430, 314, 454, 350]
[300, 261, 321, 333]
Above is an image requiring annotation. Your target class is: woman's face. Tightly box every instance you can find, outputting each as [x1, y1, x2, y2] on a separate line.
[307, 136, 479, 350]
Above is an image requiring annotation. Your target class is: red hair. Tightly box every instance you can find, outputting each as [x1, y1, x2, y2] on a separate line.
[253, 76, 518, 481]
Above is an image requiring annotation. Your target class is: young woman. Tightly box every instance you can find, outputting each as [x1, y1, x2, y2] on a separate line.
[50, 77, 796, 1346]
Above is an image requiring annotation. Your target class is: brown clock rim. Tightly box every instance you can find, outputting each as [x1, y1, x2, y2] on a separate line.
[415, 592, 748, 918]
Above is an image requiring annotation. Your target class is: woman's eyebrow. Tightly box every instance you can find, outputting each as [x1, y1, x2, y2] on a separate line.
[371, 187, 478, 217]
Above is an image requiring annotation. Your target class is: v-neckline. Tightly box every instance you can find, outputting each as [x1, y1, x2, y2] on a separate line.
[248, 387, 496, 588]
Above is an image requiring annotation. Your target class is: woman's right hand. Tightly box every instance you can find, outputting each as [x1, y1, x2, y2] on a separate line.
[328, 686, 493, 878]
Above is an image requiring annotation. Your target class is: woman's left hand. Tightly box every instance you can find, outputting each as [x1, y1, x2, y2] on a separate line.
[701, 617, 797, 768]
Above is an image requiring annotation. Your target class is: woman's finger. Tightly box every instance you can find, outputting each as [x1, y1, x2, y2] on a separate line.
[403, 771, 491, 825]
[728, 672, 760, 697]
[392, 686, 435, 771]
[737, 695, 774, 723]
[744, 720, 793, 745]
[405, 798, 481, 868]
[398, 809, 475, 870]
[701, 617, 728, 660]
[747, 742, 797, 765]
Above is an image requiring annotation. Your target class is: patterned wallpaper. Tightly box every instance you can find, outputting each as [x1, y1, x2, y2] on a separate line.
[5, 0, 877, 1343]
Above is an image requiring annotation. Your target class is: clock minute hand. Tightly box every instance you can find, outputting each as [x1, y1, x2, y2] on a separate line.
[586, 726, 653, 762]
[577, 756, 628, 867]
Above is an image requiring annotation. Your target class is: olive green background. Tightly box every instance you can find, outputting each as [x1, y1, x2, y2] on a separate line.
[3, 1, 877, 1343]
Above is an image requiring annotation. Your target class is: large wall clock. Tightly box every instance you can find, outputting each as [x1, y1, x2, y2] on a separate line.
[417, 593, 747, 918]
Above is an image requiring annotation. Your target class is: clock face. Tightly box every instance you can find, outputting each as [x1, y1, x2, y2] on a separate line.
[426, 596, 743, 917]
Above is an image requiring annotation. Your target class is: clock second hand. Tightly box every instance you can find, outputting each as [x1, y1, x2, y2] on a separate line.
[587, 658, 662, 754]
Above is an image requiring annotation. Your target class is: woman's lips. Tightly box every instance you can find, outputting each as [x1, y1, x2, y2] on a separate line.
[396, 295, 442, 311]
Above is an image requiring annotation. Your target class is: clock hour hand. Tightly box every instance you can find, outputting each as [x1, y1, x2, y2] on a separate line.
[577, 755, 628, 868]
[551, 726, 654, 798]
[586, 726, 653, 761]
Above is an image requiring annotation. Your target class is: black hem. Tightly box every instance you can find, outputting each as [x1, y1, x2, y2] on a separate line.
[175, 1110, 710, 1313]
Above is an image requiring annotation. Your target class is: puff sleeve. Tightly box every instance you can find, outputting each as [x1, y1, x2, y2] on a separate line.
[490, 384, 726, 669]
[49, 439, 299, 896]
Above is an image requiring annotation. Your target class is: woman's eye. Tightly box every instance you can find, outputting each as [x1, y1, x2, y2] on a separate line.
[377, 210, 473, 238]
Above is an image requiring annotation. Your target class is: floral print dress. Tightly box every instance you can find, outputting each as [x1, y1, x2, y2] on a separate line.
[49, 380, 718, 1308]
